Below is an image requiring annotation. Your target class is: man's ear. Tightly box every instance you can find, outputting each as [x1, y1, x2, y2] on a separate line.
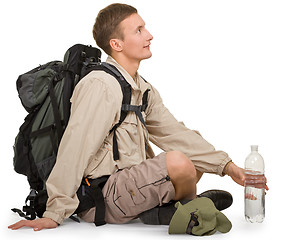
[109, 39, 123, 52]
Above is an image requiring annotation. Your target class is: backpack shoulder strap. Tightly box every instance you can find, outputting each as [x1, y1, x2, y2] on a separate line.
[82, 62, 131, 160]
[140, 75, 150, 111]
[82, 62, 151, 160]
[82, 62, 132, 123]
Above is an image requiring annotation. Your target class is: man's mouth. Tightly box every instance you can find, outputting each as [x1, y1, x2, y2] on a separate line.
[144, 43, 151, 49]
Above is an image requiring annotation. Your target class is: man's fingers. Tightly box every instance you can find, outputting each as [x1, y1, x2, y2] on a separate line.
[8, 220, 33, 230]
[33, 226, 41, 231]
[8, 218, 58, 231]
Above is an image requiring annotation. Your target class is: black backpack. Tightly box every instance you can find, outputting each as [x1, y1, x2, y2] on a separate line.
[12, 44, 149, 226]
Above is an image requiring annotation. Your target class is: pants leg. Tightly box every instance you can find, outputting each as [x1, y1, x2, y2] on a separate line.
[78, 152, 175, 224]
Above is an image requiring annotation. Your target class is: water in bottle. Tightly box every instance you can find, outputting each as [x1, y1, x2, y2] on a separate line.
[244, 145, 265, 223]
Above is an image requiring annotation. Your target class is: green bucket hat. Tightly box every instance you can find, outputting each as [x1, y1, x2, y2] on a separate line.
[168, 197, 232, 236]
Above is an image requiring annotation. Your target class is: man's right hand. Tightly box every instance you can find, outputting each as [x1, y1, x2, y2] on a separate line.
[226, 162, 269, 192]
[8, 217, 58, 231]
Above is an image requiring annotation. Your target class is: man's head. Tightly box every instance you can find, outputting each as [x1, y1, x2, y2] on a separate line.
[93, 3, 137, 56]
[93, 3, 153, 63]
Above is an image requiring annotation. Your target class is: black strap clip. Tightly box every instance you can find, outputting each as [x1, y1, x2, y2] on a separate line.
[186, 211, 199, 235]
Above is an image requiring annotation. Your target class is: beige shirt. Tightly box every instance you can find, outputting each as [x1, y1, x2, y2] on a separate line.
[43, 56, 231, 224]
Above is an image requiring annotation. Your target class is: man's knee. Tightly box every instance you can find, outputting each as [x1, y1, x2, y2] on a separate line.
[166, 151, 196, 181]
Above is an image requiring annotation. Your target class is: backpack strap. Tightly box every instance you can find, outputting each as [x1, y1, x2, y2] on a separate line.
[74, 176, 109, 226]
[48, 78, 63, 144]
[82, 62, 132, 160]
[12, 176, 109, 226]
[82, 62, 150, 160]
[121, 87, 150, 127]
[11, 189, 38, 220]
[102, 64, 151, 159]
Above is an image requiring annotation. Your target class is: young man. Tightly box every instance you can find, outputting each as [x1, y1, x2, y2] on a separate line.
[8, 3, 267, 231]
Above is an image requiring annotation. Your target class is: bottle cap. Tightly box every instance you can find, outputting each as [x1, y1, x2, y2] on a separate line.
[251, 145, 258, 151]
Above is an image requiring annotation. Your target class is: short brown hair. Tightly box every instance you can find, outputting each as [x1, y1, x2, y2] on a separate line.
[93, 3, 137, 55]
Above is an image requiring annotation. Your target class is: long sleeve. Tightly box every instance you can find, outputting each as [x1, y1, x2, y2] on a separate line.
[146, 85, 231, 176]
[43, 74, 121, 224]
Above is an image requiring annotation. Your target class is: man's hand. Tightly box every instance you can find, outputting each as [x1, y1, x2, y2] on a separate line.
[8, 218, 58, 231]
[225, 162, 269, 191]
[225, 162, 245, 186]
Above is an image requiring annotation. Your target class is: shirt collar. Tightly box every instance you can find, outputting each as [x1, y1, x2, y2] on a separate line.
[106, 56, 148, 93]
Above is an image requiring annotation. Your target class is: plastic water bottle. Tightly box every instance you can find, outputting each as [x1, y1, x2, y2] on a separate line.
[244, 145, 265, 223]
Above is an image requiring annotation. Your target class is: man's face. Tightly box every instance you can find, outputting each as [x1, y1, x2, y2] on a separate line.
[118, 13, 153, 63]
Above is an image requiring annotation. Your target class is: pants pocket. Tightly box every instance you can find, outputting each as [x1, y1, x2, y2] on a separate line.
[111, 176, 146, 217]
[124, 178, 146, 206]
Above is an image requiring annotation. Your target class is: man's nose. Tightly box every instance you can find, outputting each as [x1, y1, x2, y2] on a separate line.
[145, 28, 153, 41]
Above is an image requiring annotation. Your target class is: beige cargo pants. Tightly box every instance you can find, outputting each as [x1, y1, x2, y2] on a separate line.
[78, 152, 175, 223]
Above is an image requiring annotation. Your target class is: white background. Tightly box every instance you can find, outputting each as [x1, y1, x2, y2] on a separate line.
[1, 0, 290, 239]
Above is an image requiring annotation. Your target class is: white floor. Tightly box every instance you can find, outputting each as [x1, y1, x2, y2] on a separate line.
[1, 172, 287, 240]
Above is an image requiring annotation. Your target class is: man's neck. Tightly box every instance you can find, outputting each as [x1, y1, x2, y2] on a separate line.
[111, 54, 140, 78]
